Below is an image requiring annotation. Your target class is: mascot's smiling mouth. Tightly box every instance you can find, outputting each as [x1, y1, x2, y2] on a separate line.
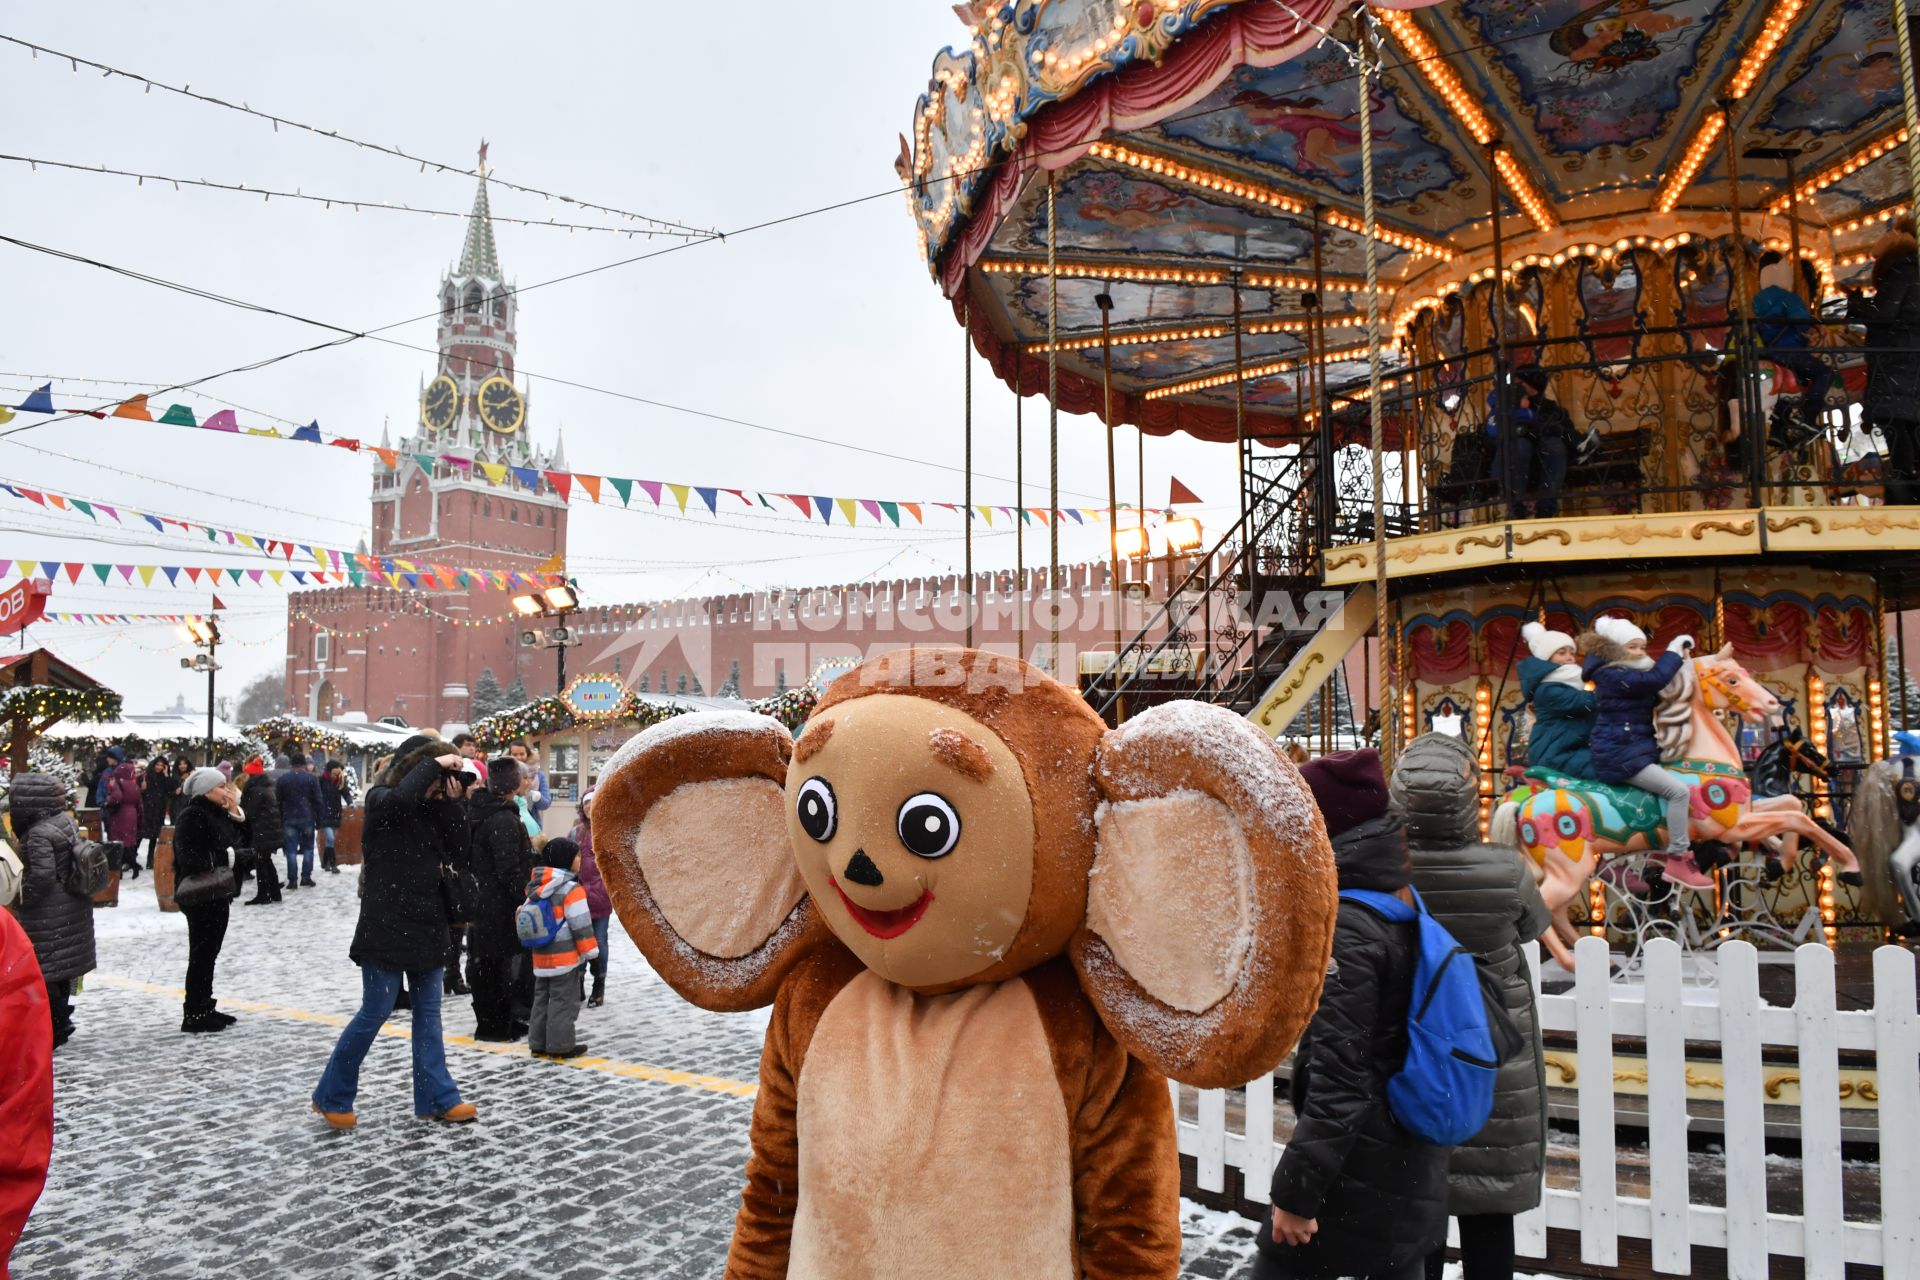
[829, 877, 935, 939]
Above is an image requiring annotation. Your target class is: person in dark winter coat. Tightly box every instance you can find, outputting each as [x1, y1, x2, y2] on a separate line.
[274, 752, 325, 889]
[239, 757, 284, 904]
[1517, 622, 1594, 779]
[1256, 749, 1449, 1280]
[1392, 734, 1553, 1280]
[101, 753, 141, 867]
[572, 790, 612, 1008]
[316, 761, 351, 874]
[7, 772, 97, 1047]
[1848, 219, 1920, 503]
[465, 757, 534, 1040]
[138, 757, 175, 872]
[168, 768, 246, 1032]
[312, 736, 475, 1128]
[1582, 616, 1707, 887]
[166, 756, 194, 828]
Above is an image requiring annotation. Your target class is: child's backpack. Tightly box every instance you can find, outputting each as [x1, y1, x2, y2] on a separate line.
[1338, 888, 1525, 1146]
[514, 894, 565, 949]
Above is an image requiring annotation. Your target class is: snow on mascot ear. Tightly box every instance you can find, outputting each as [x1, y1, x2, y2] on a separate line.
[591, 646, 1338, 1278]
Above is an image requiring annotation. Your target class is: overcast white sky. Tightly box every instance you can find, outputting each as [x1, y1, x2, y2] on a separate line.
[0, 2, 1240, 710]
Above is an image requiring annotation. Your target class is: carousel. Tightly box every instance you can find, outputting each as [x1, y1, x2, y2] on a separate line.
[900, 4, 1920, 1264]
[900, 0, 1920, 959]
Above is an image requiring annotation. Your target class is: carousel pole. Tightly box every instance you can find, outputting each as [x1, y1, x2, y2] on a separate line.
[1311, 206, 1330, 542]
[1047, 171, 1062, 674]
[1718, 99, 1765, 510]
[964, 297, 975, 648]
[1015, 363, 1025, 663]
[1486, 138, 1515, 521]
[1098, 291, 1123, 717]
[1896, 0, 1920, 214]
[1234, 274, 1248, 555]
[1359, 19, 1394, 766]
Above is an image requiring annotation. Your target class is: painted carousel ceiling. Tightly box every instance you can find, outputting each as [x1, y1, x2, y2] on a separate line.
[904, 0, 1918, 442]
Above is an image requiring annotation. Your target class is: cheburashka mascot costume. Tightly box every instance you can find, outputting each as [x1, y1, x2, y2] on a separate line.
[591, 647, 1339, 1279]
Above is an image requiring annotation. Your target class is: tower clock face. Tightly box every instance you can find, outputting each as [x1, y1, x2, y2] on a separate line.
[421, 375, 459, 431]
[476, 376, 525, 435]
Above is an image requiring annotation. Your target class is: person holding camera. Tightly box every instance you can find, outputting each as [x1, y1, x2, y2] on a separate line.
[311, 736, 476, 1128]
[170, 768, 248, 1034]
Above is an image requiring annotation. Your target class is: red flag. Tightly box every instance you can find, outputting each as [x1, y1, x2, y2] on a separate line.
[1168, 476, 1203, 506]
[212, 594, 228, 611]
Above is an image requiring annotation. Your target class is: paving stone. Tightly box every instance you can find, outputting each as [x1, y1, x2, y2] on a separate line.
[19, 870, 1263, 1278]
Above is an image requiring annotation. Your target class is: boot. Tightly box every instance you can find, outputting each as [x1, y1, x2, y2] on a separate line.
[1662, 849, 1716, 890]
[181, 1010, 229, 1034]
[311, 1103, 356, 1130]
[587, 972, 605, 1008]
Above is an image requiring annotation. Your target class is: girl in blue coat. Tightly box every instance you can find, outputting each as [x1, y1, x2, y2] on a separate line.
[1580, 616, 1712, 888]
[1518, 622, 1594, 779]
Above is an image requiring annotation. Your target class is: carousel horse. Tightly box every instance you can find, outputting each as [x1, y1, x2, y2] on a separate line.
[1844, 754, 1920, 936]
[1492, 647, 1864, 967]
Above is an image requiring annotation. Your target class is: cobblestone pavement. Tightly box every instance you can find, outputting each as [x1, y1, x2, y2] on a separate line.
[18, 869, 1265, 1280]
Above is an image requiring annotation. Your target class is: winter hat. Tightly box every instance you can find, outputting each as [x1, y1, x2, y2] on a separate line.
[395, 733, 438, 761]
[1522, 621, 1576, 663]
[272, 753, 292, 772]
[539, 837, 580, 870]
[1297, 748, 1391, 838]
[105, 745, 125, 761]
[487, 756, 525, 793]
[217, 761, 235, 779]
[1593, 615, 1647, 648]
[242, 757, 265, 776]
[181, 767, 227, 800]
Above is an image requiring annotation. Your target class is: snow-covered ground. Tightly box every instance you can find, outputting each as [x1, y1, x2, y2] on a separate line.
[21, 875, 1584, 1279]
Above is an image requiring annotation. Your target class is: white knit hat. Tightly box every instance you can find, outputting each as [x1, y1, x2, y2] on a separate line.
[1521, 621, 1575, 662]
[1593, 615, 1647, 647]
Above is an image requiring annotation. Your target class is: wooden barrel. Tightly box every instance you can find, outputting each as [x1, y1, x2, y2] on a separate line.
[153, 827, 178, 913]
[334, 807, 364, 865]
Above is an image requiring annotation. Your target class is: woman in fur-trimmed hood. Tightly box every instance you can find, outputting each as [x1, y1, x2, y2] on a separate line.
[1849, 218, 1920, 502]
[1580, 617, 1712, 887]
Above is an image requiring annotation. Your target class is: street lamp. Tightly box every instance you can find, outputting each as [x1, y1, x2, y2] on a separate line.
[512, 581, 581, 691]
[180, 614, 221, 765]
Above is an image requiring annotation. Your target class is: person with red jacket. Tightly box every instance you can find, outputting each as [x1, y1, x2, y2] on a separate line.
[0, 909, 54, 1277]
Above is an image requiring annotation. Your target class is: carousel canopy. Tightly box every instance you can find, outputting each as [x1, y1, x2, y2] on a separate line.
[905, 0, 1912, 442]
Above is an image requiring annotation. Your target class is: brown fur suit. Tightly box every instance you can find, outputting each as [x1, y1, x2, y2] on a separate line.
[592, 648, 1338, 1279]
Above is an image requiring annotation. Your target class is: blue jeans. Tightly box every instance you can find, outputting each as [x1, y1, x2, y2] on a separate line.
[312, 964, 462, 1117]
[283, 819, 315, 883]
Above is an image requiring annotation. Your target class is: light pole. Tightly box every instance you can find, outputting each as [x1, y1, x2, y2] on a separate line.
[181, 615, 221, 765]
[512, 582, 581, 694]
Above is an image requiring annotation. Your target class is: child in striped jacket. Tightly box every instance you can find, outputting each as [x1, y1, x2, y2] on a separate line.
[522, 838, 600, 1058]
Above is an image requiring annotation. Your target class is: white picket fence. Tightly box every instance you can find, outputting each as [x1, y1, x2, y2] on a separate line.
[1172, 936, 1920, 1279]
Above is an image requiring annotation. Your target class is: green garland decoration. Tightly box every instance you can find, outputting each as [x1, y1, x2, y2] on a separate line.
[0, 684, 124, 726]
[248, 716, 349, 757]
[471, 685, 817, 749]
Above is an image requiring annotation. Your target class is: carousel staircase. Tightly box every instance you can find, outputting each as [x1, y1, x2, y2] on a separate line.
[1086, 456, 1379, 735]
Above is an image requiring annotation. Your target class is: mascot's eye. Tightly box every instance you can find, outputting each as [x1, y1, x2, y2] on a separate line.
[796, 778, 837, 843]
[896, 792, 960, 859]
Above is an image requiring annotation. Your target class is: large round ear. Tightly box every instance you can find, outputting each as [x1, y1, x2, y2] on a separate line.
[592, 711, 832, 1011]
[1071, 702, 1339, 1089]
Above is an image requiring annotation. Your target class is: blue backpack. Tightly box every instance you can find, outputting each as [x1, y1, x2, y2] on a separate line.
[1752, 284, 1813, 349]
[1339, 888, 1518, 1146]
[514, 895, 564, 948]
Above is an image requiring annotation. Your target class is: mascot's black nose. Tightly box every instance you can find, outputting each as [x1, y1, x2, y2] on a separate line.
[843, 850, 884, 887]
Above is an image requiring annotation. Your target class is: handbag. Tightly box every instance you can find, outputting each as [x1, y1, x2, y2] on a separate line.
[439, 863, 477, 926]
[174, 866, 237, 908]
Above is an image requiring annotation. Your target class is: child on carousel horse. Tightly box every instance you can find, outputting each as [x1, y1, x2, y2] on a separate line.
[1581, 615, 1714, 887]
[1518, 622, 1594, 779]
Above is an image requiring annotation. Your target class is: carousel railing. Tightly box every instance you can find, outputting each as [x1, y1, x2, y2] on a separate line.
[1304, 312, 1916, 544]
[1086, 453, 1317, 721]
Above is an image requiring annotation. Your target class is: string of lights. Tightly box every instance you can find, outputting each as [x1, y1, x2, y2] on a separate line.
[0, 153, 702, 239]
[0, 34, 716, 238]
